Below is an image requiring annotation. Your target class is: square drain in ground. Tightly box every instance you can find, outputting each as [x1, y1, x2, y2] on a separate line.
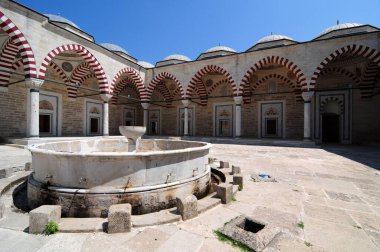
[219, 215, 281, 251]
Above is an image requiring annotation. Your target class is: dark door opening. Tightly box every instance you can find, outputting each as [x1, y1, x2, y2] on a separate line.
[322, 114, 340, 142]
[39, 114, 51, 133]
[266, 118, 277, 136]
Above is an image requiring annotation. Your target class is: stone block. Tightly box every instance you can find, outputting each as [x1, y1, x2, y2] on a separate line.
[216, 183, 233, 204]
[233, 175, 244, 189]
[108, 203, 131, 233]
[29, 205, 61, 234]
[232, 165, 241, 174]
[25, 162, 32, 171]
[176, 195, 198, 220]
[0, 201, 5, 219]
[220, 161, 230, 168]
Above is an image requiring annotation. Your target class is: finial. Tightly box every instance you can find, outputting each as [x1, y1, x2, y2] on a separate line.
[270, 32, 273, 35]
[218, 42, 221, 46]
[337, 19, 339, 25]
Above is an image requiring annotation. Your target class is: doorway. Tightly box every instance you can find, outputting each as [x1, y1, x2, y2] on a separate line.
[148, 109, 160, 135]
[86, 101, 103, 136]
[214, 104, 233, 137]
[322, 114, 340, 142]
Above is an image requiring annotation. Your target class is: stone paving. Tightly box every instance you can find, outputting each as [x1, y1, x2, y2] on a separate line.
[0, 143, 380, 251]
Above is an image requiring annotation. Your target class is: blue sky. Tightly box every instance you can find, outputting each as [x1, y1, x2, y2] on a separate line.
[16, 0, 380, 64]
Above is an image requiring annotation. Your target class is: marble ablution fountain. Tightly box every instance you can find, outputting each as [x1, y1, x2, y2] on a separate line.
[27, 126, 212, 217]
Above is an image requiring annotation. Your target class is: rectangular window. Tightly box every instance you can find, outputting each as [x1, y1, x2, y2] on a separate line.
[219, 119, 230, 136]
[266, 118, 277, 136]
[90, 117, 99, 134]
[39, 114, 51, 133]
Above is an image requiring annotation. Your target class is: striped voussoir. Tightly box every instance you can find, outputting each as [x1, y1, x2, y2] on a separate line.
[147, 72, 185, 100]
[186, 65, 236, 105]
[239, 56, 306, 96]
[320, 96, 344, 114]
[48, 61, 69, 83]
[0, 10, 37, 79]
[0, 38, 18, 86]
[319, 67, 360, 84]
[38, 44, 108, 93]
[359, 62, 379, 98]
[68, 62, 91, 98]
[310, 44, 380, 90]
[154, 81, 172, 106]
[111, 77, 140, 104]
[12, 59, 23, 71]
[110, 67, 146, 101]
[207, 79, 232, 96]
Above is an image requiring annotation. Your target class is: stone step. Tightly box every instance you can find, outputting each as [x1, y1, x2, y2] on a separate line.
[0, 171, 31, 196]
[59, 218, 106, 233]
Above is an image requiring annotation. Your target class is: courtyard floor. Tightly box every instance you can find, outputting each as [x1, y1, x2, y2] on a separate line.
[0, 142, 380, 251]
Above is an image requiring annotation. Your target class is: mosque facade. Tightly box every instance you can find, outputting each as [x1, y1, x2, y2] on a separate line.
[1, 0, 380, 144]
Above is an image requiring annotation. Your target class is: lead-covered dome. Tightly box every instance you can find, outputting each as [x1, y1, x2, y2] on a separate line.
[100, 43, 129, 54]
[318, 22, 363, 37]
[256, 34, 295, 44]
[205, 46, 237, 53]
[163, 54, 191, 61]
[248, 34, 297, 51]
[45, 14, 79, 29]
[137, 61, 154, 68]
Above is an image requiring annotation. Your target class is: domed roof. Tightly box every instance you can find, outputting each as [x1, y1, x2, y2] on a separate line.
[163, 54, 191, 61]
[319, 22, 363, 36]
[100, 43, 129, 54]
[256, 34, 295, 44]
[137, 61, 154, 68]
[45, 14, 79, 29]
[205, 46, 236, 53]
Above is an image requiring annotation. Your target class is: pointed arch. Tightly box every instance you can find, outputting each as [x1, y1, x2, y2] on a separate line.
[110, 67, 146, 100]
[207, 79, 235, 96]
[111, 76, 141, 104]
[243, 73, 302, 103]
[38, 44, 108, 93]
[310, 44, 380, 90]
[186, 65, 236, 105]
[239, 56, 306, 96]
[359, 62, 379, 98]
[0, 10, 37, 81]
[147, 72, 185, 101]
[319, 67, 360, 84]
[0, 38, 19, 86]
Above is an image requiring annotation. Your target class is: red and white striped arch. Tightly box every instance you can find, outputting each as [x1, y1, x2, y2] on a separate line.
[67, 62, 91, 98]
[111, 76, 141, 104]
[242, 73, 302, 104]
[0, 38, 18, 86]
[239, 56, 306, 95]
[0, 10, 37, 80]
[310, 44, 380, 90]
[110, 67, 146, 100]
[48, 61, 69, 83]
[147, 72, 185, 101]
[319, 67, 360, 84]
[207, 79, 235, 96]
[186, 65, 237, 105]
[38, 44, 108, 93]
[359, 62, 379, 99]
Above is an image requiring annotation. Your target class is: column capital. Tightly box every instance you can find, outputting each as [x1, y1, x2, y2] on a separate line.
[100, 94, 113, 102]
[181, 99, 190, 107]
[25, 78, 44, 89]
[233, 96, 243, 105]
[302, 91, 314, 102]
[141, 102, 150, 110]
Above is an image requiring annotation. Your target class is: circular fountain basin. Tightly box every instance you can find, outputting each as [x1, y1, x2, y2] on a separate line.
[27, 137, 211, 217]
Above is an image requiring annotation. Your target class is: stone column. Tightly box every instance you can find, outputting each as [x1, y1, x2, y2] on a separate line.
[302, 91, 314, 140]
[182, 99, 190, 136]
[233, 96, 243, 137]
[101, 94, 112, 136]
[25, 78, 44, 138]
[141, 103, 150, 130]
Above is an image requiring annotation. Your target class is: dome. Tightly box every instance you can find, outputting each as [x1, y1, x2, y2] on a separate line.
[137, 61, 154, 68]
[163, 54, 191, 61]
[205, 46, 236, 53]
[256, 34, 295, 44]
[318, 22, 363, 36]
[100, 43, 129, 54]
[45, 14, 79, 29]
